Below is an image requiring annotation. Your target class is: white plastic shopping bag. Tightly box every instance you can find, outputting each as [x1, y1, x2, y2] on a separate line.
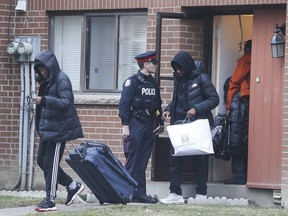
[167, 119, 214, 156]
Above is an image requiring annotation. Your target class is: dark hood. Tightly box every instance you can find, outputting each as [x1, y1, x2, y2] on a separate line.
[34, 50, 61, 83]
[171, 51, 198, 79]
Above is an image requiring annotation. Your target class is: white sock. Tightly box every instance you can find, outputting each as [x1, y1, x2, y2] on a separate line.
[68, 181, 76, 190]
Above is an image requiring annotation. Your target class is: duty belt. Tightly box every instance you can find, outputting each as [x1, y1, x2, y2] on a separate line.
[132, 109, 153, 122]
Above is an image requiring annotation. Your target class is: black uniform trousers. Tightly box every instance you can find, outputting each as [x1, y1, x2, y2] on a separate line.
[124, 117, 154, 197]
[37, 140, 73, 199]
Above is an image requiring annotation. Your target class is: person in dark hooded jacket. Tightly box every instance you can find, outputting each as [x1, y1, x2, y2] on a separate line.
[32, 50, 84, 212]
[160, 51, 219, 204]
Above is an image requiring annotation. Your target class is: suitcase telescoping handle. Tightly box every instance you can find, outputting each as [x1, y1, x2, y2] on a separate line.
[66, 141, 85, 159]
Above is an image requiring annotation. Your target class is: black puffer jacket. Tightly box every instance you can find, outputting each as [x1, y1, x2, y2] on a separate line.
[165, 51, 219, 125]
[34, 50, 84, 142]
[229, 92, 249, 154]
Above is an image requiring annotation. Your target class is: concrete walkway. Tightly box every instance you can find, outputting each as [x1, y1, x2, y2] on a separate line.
[0, 203, 98, 216]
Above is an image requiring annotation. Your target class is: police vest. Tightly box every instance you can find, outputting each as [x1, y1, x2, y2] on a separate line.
[131, 74, 161, 112]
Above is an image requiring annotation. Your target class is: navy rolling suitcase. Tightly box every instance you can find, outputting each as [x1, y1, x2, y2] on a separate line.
[65, 141, 137, 204]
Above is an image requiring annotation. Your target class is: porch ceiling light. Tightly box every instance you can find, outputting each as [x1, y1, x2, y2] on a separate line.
[270, 24, 285, 58]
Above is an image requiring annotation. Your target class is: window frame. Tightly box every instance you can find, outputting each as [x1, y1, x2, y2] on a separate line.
[48, 10, 147, 94]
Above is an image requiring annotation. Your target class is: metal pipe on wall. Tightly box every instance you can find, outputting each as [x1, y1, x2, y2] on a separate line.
[20, 63, 30, 190]
[28, 63, 36, 190]
[8, 36, 41, 190]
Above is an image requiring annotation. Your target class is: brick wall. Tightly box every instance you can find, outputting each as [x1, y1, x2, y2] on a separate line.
[0, 0, 20, 187]
[76, 105, 123, 158]
[26, 0, 287, 11]
[1, 0, 287, 195]
[147, 6, 204, 107]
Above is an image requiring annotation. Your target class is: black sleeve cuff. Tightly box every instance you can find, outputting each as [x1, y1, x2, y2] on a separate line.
[40, 96, 46, 105]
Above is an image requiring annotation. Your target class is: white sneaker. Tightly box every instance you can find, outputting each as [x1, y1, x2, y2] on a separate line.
[160, 193, 185, 204]
[195, 194, 207, 199]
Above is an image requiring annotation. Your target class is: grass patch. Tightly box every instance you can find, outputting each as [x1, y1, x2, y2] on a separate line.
[0, 196, 41, 208]
[0, 195, 287, 216]
[0, 195, 65, 209]
[41, 205, 287, 216]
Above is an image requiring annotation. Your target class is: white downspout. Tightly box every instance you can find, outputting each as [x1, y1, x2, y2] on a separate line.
[28, 62, 36, 190]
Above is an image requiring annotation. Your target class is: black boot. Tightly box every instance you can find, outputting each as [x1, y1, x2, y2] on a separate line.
[131, 195, 158, 204]
[224, 177, 246, 185]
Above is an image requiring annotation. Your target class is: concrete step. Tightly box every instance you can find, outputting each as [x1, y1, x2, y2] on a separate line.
[146, 181, 277, 207]
[0, 181, 278, 208]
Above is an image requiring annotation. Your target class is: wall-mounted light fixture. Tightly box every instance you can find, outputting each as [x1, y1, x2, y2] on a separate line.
[270, 24, 285, 58]
[15, 0, 27, 12]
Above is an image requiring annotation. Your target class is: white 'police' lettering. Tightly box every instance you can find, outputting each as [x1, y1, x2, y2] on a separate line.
[142, 88, 156, 95]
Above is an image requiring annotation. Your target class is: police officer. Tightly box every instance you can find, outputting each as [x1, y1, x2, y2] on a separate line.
[119, 51, 164, 204]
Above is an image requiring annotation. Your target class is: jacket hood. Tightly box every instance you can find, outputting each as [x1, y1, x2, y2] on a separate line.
[171, 51, 197, 78]
[34, 50, 61, 83]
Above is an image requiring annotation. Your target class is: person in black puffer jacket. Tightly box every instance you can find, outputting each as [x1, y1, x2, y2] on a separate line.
[160, 51, 219, 204]
[32, 50, 84, 212]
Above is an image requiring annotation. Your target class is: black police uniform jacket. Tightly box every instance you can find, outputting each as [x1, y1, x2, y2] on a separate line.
[165, 51, 219, 126]
[119, 70, 163, 126]
[34, 50, 84, 142]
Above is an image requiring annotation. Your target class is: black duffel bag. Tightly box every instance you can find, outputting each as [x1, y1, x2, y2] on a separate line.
[211, 114, 231, 161]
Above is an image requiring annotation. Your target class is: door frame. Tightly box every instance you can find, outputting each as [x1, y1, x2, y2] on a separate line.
[155, 12, 213, 83]
[152, 12, 213, 181]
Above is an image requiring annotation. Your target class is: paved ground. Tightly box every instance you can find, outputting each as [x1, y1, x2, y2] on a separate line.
[0, 189, 94, 215]
[0, 203, 99, 216]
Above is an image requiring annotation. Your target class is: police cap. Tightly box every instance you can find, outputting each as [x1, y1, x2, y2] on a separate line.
[135, 51, 158, 64]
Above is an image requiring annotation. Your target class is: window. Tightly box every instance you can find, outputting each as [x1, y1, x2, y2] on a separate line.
[53, 16, 82, 91]
[87, 16, 115, 90]
[52, 13, 147, 92]
[118, 16, 147, 91]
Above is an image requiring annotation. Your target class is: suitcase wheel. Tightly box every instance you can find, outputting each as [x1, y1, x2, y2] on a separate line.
[122, 197, 129, 205]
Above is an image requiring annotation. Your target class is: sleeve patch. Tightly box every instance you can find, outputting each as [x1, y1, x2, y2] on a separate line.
[124, 79, 131, 87]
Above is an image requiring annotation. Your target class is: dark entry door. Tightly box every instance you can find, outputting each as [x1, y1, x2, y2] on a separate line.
[152, 137, 199, 182]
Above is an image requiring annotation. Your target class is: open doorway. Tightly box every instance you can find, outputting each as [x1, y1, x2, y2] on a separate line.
[152, 12, 253, 183]
[153, 6, 284, 190]
[211, 15, 253, 182]
[212, 15, 253, 114]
